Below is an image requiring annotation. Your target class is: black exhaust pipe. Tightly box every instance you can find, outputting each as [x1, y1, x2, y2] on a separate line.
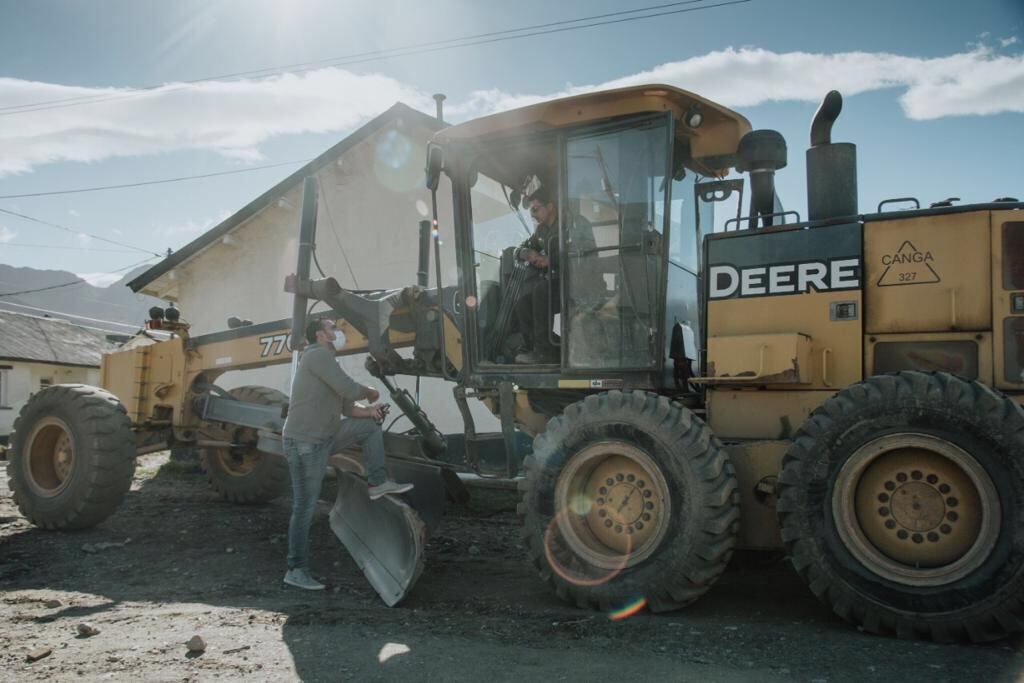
[736, 129, 787, 228]
[807, 90, 858, 221]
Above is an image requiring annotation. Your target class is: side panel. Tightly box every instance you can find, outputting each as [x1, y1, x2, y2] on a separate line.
[705, 222, 863, 391]
[708, 389, 835, 440]
[993, 211, 1024, 391]
[865, 332, 993, 385]
[101, 347, 145, 420]
[864, 211, 991, 333]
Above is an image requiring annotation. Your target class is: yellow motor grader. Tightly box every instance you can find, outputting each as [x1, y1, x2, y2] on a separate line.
[7, 85, 1024, 641]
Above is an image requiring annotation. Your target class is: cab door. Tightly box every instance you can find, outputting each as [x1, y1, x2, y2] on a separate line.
[561, 114, 672, 372]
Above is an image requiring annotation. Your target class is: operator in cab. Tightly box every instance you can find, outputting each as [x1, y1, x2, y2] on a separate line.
[513, 188, 560, 364]
[281, 318, 413, 591]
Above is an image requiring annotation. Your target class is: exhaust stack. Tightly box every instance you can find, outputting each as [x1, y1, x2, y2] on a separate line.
[807, 91, 858, 221]
[432, 93, 446, 123]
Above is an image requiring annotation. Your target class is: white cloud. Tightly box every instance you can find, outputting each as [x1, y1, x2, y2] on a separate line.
[0, 69, 431, 177]
[68, 208, 80, 217]
[0, 225, 16, 243]
[0, 44, 1021, 178]
[452, 45, 1024, 122]
[76, 271, 123, 287]
[1002, 37, 1019, 47]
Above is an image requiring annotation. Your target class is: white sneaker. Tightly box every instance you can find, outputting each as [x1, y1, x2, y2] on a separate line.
[368, 480, 414, 500]
[283, 568, 325, 591]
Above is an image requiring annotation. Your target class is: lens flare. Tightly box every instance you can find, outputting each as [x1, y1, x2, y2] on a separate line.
[544, 509, 632, 587]
[609, 597, 648, 621]
[372, 129, 419, 192]
[568, 493, 593, 516]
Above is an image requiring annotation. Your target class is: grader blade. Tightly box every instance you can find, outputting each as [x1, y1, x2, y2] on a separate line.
[328, 454, 447, 606]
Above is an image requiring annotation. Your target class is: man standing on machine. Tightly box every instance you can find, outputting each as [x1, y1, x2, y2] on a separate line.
[281, 318, 413, 590]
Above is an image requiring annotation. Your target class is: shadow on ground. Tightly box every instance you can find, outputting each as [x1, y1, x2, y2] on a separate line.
[2, 454, 1023, 681]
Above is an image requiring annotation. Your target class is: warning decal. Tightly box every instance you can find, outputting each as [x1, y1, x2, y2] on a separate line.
[877, 240, 941, 287]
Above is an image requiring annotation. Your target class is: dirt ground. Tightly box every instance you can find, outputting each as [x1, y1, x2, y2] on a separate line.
[2, 453, 1023, 682]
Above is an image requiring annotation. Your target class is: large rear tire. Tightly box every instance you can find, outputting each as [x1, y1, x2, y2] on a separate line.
[778, 372, 1024, 642]
[519, 390, 739, 612]
[7, 384, 136, 529]
[201, 385, 290, 504]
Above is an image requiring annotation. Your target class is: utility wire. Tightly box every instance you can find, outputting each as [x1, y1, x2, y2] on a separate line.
[0, 0, 749, 117]
[0, 311, 139, 336]
[0, 279, 86, 297]
[2, 242, 139, 253]
[0, 207, 162, 256]
[317, 181, 360, 289]
[0, 300, 141, 329]
[0, 255, 158, 298]
[2, 0, 713, 114]
[0, 159, 310, 199]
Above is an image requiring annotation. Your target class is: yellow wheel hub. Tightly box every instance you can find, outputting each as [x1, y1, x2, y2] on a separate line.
[555, 441, 671, 570]
[834, 433, 999, 586]
[25, 417, 75, 497]
[213, 447, 261, 477]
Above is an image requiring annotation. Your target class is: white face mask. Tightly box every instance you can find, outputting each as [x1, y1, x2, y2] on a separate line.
[331, 329, 347, 352]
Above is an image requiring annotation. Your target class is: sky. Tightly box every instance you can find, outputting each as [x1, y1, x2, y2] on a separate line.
[0, 0, 1022, 287]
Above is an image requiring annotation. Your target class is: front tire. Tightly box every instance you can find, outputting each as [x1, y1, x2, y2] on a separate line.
[7, 384, 136, 529]
[519, 390, 739, 612]
[200, 385, 290, 504]
[778, 372, 1024, 642]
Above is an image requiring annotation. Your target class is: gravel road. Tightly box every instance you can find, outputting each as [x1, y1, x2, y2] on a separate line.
[2, 453, 1022, 682]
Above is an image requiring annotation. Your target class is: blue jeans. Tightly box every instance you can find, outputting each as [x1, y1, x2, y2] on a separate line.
[284, 417, 387, 570]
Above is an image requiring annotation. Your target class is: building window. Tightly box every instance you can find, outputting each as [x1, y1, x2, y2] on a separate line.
[39, 378, 52, 390]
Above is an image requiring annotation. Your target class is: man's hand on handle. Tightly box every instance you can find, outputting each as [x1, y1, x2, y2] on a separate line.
[517, 248, 549, 269]
[370, 403, 390, 424]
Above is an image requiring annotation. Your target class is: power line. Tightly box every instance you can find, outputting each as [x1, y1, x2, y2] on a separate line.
[0, 207, 162, 256]
[0, 159, 310, 199]
[0, 307, 140, 336]
[0, 0, 749, 118]
[0, 300, 141, 329]
[0, 255, 158, 298]
[0, 274, 162, 313]
[1, 242, 139, 253]
[0, 279, 85, 297]
[0, 0, 720, 115]
[317, 181, 360, 289]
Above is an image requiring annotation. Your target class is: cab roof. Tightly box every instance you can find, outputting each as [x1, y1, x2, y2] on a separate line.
[432, 84, 752, 175]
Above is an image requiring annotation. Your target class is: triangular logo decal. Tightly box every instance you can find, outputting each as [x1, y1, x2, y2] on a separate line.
[877, 240, 941, 287]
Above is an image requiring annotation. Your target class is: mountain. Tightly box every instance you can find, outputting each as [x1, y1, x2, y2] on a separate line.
[0, 263, 163, 333]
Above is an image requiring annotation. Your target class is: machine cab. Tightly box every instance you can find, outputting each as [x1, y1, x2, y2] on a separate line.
[429, 86, 751, 388]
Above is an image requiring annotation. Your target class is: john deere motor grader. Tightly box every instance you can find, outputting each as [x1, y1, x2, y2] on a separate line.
[8, 85, 1024, 641]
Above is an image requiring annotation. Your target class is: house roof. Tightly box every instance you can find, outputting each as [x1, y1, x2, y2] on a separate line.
[127, 102, 444, 294]
[0, 311, 121, 368]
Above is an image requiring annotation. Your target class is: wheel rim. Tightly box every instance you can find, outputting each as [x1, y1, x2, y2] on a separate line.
[25, 417, 76, 497]
[833, 433, 1000, 587]
[554, 441, 671, 570]
[212, 440, 262, 478]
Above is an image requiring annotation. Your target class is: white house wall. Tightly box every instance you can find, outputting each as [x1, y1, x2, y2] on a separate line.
[162, 117, 498, 434]
[0, 362, 99, 438]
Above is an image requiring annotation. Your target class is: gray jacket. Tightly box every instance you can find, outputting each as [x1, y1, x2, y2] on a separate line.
[282, 344, 370, 443]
